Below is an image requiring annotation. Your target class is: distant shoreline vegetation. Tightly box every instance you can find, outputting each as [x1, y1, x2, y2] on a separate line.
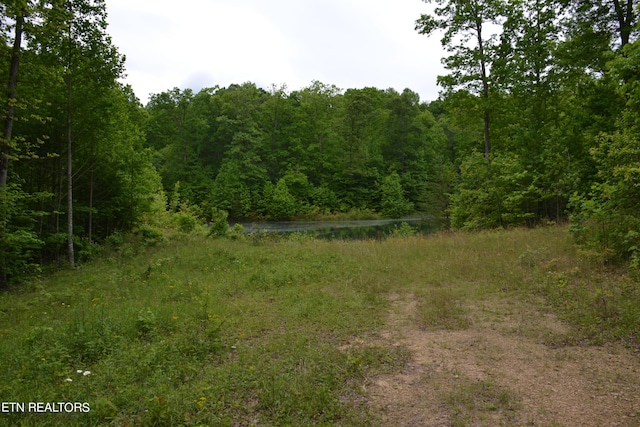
[237, 218, 432, 240]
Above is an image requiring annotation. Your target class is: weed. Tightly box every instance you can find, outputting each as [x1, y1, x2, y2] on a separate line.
[391, 221, 417, 238]
[446, 377, 520, 426]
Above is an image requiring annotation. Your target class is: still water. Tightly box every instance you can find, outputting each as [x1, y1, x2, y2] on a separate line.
[238, 218, 436, 240]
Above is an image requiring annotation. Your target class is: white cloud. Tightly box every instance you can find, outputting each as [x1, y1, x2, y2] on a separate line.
[106, 0, 445, 104]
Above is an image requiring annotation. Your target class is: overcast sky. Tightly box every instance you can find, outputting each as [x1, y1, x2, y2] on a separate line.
[105, 0, 445, 105]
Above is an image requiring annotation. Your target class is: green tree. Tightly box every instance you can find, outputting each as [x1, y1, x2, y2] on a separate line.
[380, 171, 414, 218]
[210, 160, 252, 218]
[0, 0, 29, 287]
[293, 81, 343, 186]
[35, 0, 124, 267]
[260, 84, 303, 181]
[145, 88, 214, 206]
[267, 178, 297, 220]
[416, 0, 505, 159]
[570, 38, 640, 264]
[450, 152, 538, 229]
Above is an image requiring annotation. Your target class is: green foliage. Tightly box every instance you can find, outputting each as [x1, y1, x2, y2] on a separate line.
[133, 224, 166, 247]
[208, 207, 229, 238]
[569, 39, 640, 265]
[0, 228, 43, 280]
[380, 171, 414, 218]
[391, 222, 418, 238]
[145, 83, 447, 222]
[0, 0, 637, 285]
[0, 185, 45, 286]
[450, 153, 538, 229]
[227, 223, 246, 240]
[268, 178, 297, 220]
[173, 212, 197, 233]
[211, 160, 253, 218]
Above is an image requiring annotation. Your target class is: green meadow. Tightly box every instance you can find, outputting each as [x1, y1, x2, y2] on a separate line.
[0, 226, 638, 426]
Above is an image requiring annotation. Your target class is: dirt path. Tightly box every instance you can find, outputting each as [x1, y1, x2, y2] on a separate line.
[366, 293, 640, 426]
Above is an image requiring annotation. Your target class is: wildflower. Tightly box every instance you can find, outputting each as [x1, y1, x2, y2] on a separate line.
[65, 378, 73, 382]
[77, 370, 83, 374]
[83, 371, 91, 376]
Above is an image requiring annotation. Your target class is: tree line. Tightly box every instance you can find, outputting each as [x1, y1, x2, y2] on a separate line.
[1, 0, 639, 287]
[1, 0, 160, 287]
[417, 0, 639, 263]
[145, 83, 448, 222]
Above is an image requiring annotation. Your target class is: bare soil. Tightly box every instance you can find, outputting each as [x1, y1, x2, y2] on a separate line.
[366, 293, 640, 426]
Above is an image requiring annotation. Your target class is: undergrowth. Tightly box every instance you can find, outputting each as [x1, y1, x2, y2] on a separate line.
[0, 226, 637, 425]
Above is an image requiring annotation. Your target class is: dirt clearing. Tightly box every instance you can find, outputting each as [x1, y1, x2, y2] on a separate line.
[366, 292, 640, 426]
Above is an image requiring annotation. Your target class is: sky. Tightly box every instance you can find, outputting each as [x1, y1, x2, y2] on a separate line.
[105, 0, 445, 105]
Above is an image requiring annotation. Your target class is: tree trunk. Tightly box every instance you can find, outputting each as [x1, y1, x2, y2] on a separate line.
[88, 163, 93, 243]
[475, 18, 491, 161]
[0, 14, 22, 188]
[66, 23, 75, 269]
[67, 76, 74, 268]
[612, 0, 634, 47]
[0, 13, 24, 289]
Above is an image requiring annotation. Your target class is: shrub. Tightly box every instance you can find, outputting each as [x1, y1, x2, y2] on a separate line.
[208, 208, 229, 238]
[174, 212, 197, 233]
[227, 223, 246, 240]
[134, 224, 166, 246]
[450, 152, 538, 229]
[391, 222, 417, 238]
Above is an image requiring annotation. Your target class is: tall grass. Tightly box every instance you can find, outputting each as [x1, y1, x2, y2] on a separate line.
[0, 226, 637, 425]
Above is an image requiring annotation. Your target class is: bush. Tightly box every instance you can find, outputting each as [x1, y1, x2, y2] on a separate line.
[227, 223, 246, 240]
[134, 224, 166, 246]
[174, 212, 197, 233]
[0, 229, 43, 284]
[208, 208, 229, 238]
[450, 152, 538, 229]
[391, 222, 417, 238]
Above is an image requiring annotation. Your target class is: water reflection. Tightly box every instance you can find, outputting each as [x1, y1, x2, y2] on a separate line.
[238, 219, 435, 240]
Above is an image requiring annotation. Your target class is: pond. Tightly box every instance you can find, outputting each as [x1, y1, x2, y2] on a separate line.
[237, 218, 438, 240]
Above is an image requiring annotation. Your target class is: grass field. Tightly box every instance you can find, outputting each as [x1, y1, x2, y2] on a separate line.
[0, 226, 638, 426]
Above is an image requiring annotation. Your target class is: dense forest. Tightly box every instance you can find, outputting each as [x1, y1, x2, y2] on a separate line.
[0, 0, 638, 286]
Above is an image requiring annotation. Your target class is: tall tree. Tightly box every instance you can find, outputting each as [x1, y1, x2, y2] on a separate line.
[570, 37, 640, 263]
[0, 0, 27, 189]
[416, 0, 505, 160]
[294, 81, 343, 186]
[0, 1, 27, 288]
[37, 0, 124, 267]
